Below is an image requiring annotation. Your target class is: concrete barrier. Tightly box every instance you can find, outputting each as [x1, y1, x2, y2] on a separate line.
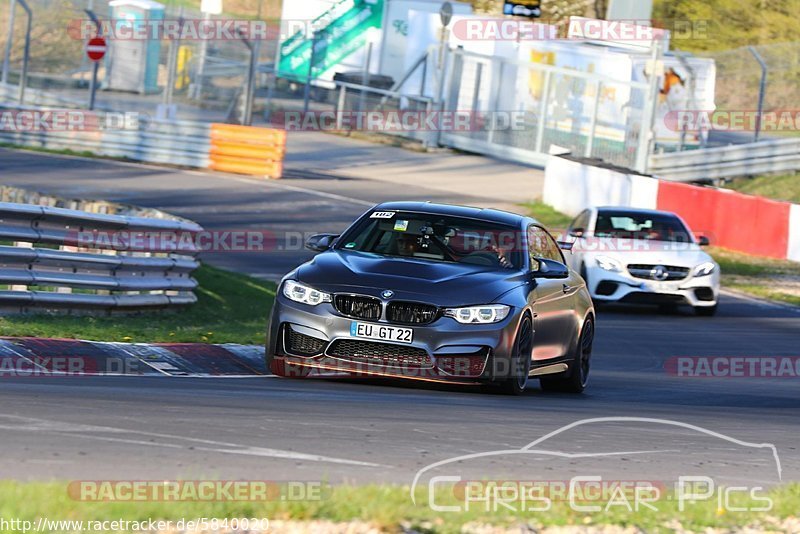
[543, 156, 659, 217]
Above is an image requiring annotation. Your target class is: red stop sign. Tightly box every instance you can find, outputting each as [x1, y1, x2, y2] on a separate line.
[86, 36, 107, 61]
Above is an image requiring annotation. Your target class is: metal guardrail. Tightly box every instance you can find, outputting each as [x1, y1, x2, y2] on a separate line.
[0, 202, 202, 313]
[649, 137, 800, 182]
[0, 103, 286, 176]
[0, 104, 211, 168]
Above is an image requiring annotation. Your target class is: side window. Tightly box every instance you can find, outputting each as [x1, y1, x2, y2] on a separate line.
[568, 210, 590, 237]
[528, 225, 565, 267]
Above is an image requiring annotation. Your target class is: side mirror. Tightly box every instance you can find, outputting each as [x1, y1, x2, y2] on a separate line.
[557, 240, 574, 251]
[569, 228, 584, 238]
[697, 235, 710, 247]
[305, 233, 339, 252]
[532, 258, 570, 279]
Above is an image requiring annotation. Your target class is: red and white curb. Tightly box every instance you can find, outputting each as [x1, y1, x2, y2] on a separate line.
[0, 337, 267, 377]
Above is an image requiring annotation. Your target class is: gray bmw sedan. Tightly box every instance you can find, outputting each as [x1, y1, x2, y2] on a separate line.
[266, 202, 595, 394]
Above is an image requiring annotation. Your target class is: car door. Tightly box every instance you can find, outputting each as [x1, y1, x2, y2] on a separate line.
[528, 225, 581, 362]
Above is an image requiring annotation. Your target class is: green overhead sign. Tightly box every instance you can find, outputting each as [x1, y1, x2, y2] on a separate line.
[277, 0, 384, 80]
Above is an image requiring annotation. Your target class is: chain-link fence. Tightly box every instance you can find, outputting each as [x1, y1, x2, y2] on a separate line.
[0, 0, 280, 121]
[699, 41, 800, 143]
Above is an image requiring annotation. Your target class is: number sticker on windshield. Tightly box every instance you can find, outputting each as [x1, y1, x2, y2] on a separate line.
[371, 211, 395, 219]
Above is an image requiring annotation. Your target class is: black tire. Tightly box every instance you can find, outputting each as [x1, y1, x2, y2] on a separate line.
[267, 354, 311, 378]
[498, 315, 533, 395]
[540, 317, 594, 394]
[694, 304, 718, 317]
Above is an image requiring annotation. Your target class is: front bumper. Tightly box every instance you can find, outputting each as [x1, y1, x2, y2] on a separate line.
[586, 265, 720, 307]
[266, 295, 524, 382]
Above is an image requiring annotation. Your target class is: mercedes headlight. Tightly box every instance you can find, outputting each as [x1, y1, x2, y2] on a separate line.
[282, 280, 332, 305]
[444, 304, 511, 324]
[693, 262, 716, 277]
[596, 255, 623, 272]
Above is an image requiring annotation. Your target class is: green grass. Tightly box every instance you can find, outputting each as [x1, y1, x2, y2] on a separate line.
[520, 201, 574, 230]
[0, 265, 276, 345]
[724, 173, 800, 204]
[0, 481, 797, 533]
[710, 247, 800, 306]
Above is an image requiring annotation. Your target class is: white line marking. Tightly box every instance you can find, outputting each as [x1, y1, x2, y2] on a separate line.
[0, 414, 385, 467]
[224, 175, 375, 207]
[2, 146, 376, 207]
[720, 289, 800, 313]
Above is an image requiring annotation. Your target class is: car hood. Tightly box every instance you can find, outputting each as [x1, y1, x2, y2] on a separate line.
[578, 239, 714, 268]
[296, 250, 528, 306]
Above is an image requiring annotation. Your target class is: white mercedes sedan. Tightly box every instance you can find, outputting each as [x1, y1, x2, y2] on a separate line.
[564, 207, 720, 316]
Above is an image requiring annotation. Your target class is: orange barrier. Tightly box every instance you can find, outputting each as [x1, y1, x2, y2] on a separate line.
[657, 182, 791, 259]
[208, 124, 286, 178]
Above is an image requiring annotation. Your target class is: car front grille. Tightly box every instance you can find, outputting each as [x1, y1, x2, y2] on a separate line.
[333, 294, 382, 320]
[326, 339, 432, 368]
[284, 324, 327, 357]
[386, 301, 439, 325]
[627, 264, 690, 281]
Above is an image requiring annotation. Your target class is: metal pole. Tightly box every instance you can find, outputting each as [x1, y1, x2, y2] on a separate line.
[1, 0, 16, 84]
[534, 69, 551, 153]
[84, 9, 101, 110]
[303, 30, 320, 114]
[749, 45, 768, 143]
[584, 80, 602, 158]
[358, 40, 372, 113]
[487, 59, 502, 145]
[163, 7, 184, 107]
[635, 42, 661, 174]
[193, 11, 210, 99]
[237, 29, 256, 125]
[16, 0, 31, 104]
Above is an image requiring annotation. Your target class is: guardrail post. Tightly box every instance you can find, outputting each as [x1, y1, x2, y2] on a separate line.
[336, 85, 346, 129]
[16, 0, 32, 104]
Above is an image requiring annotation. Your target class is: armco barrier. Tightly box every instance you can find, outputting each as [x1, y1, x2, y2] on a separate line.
[543, 155, 799, 261]
[208, 123, 286, 178]
[648, 138, 800, 183]
[0, 201, 202, 313]
[0, 105, 285, 178]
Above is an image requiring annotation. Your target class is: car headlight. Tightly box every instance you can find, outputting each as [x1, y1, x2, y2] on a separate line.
[444, 304, 511, 324]
[693, 262, 717, 277]
[282, 280, 332, 305]
[596, 255, 623, 272]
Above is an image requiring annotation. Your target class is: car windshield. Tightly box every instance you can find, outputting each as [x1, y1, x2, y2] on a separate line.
[594, 211, 693, 242]
[337, 211, 523, 270]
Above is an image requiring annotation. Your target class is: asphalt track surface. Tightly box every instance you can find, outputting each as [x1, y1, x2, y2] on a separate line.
[0, 148, 798, 489]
